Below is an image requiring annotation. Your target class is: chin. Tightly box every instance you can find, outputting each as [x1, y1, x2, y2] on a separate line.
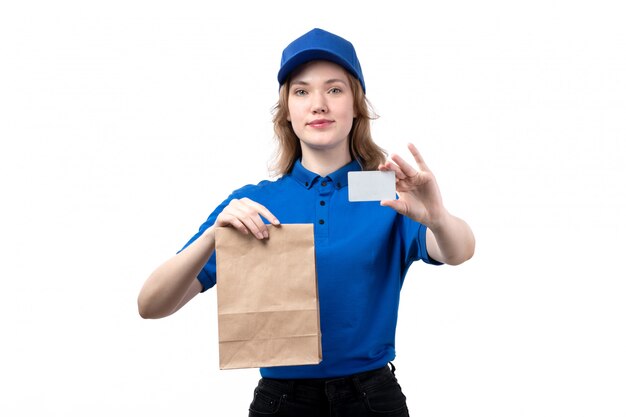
[302, 137, 349, 151]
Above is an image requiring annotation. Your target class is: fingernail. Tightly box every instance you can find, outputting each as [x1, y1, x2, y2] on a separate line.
[263, 231, 269, 239]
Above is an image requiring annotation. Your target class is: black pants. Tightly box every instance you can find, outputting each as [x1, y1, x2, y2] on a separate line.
[248, 363, 409, 416]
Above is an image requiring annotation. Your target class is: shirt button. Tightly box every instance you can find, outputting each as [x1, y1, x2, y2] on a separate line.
[305, 182, 309, 187]
[319, 219, 325, 225]
[321, 181, 327, 186]
[320, 201, 325, 206]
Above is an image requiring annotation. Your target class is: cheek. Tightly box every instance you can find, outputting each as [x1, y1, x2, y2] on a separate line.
[343, 107, 356, 123]
[288, 104, 306, 124]
[286, 103, 297, 123]
[345, 99, 356, 120]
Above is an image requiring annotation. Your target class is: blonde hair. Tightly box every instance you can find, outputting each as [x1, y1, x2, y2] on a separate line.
[270, 71, 387, 177]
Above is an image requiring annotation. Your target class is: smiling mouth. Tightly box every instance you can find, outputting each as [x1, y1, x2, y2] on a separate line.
[308, 120, 333, 128]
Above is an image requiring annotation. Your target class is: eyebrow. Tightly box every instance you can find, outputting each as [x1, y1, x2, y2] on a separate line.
[290, 78, 348, 87]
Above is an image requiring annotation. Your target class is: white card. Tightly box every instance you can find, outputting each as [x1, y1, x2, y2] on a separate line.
[348, 171, 396, 202]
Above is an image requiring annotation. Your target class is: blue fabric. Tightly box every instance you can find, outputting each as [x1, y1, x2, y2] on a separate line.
[179, 159, 441, 379]
[277, 28, 366, 93]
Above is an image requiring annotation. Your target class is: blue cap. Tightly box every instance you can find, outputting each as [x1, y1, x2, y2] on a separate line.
[277, 28, 366, 93]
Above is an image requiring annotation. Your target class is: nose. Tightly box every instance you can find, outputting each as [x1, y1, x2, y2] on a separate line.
[311, 92, 328, 114]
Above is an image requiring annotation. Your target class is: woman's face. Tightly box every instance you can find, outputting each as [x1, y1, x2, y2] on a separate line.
[287, 60, 355, 155]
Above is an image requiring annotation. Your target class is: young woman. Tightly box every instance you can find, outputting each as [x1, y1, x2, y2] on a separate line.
[138, 28, 475, 416]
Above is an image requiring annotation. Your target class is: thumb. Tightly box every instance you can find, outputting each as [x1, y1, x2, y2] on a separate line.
[380, 199, 407, 216]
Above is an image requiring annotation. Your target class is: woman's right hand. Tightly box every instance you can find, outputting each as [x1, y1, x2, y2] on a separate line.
[215, 197, 280, 239]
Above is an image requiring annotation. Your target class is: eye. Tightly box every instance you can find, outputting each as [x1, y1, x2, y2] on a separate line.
[293, 89, 307, 96]
[328, 87, 342, 94]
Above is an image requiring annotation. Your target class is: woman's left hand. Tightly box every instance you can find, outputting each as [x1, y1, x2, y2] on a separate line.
[379, 143, 447, 228]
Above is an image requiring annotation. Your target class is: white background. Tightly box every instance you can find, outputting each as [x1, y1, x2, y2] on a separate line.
[1, 1, 625, 416]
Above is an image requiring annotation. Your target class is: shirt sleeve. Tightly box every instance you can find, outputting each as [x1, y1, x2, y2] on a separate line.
[401, 215, 444, 267]
[176, 194, 234, 292]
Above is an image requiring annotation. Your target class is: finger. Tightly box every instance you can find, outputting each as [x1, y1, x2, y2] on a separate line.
[380, 159, 407, 180]
[390, 153, 418, 178]
[239, 215, 269, 240]
[216, 210, 251, 235]
[243, 198, 281, 226]
[380, 199, 408, 216]
[227, 217, 249, 236]
[228, 200, 269, 239]
[407, 143, 430, 172]
[238, 198, 282, 239]
[222, 200, 269, 239]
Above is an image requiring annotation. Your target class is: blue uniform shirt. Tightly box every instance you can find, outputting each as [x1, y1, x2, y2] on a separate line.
[180, 159, 440, 379]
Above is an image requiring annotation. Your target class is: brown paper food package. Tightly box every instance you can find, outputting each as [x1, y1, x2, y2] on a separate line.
[215, 224, 322, 370]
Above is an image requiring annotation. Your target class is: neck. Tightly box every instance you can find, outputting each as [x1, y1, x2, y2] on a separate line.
[300, 144, 352, 177]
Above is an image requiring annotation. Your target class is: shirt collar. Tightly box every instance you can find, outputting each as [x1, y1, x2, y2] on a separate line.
[290, 159, 362, 189]
[328, 159, 362, 189]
